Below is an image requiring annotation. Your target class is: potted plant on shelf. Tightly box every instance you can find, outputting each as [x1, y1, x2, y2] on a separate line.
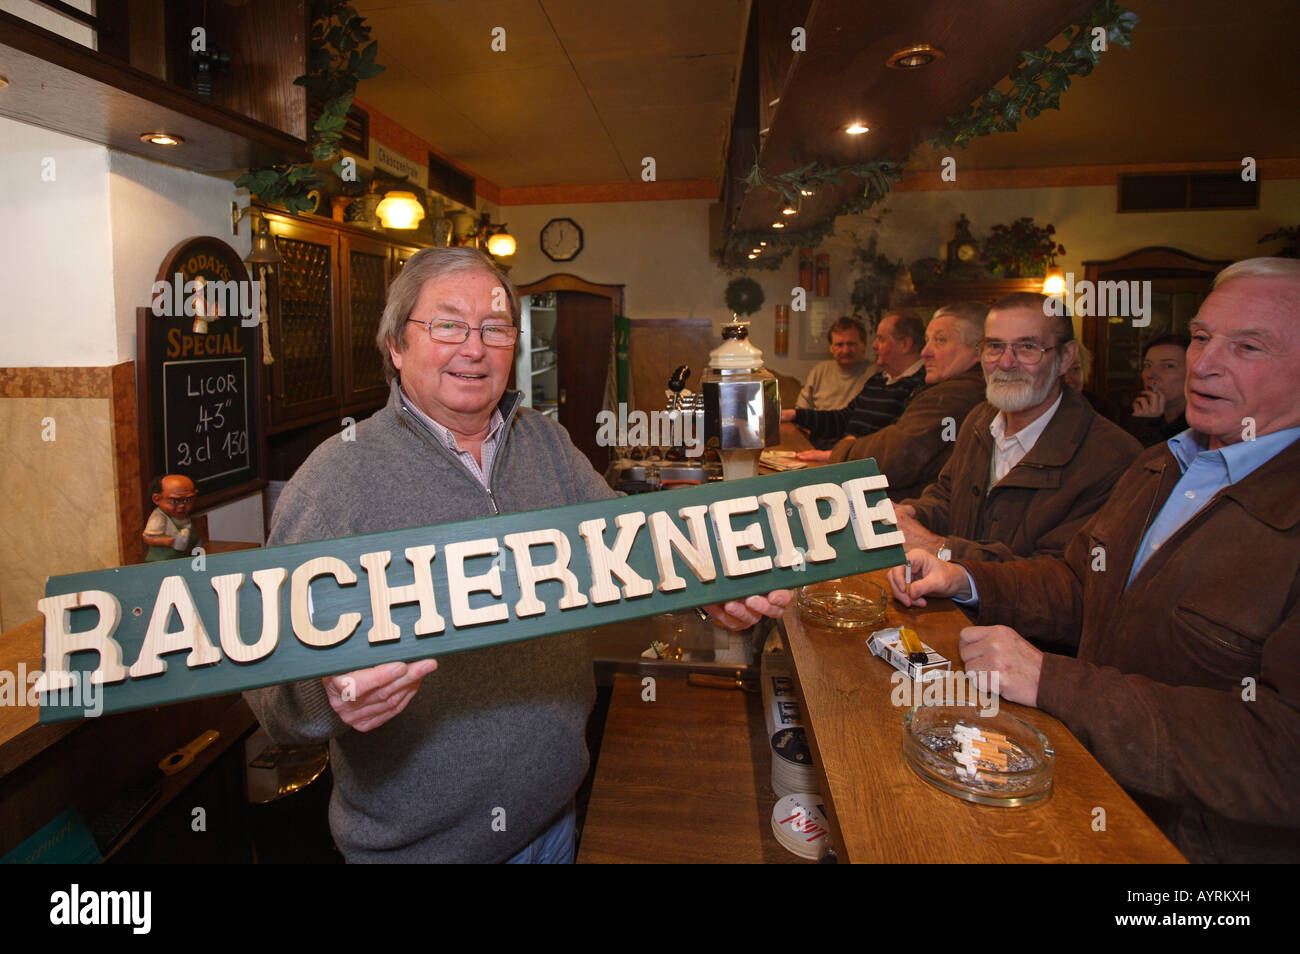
[982, 218, 1065, 278]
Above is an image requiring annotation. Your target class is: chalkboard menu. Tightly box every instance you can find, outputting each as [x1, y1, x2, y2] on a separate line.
[137, 237, 267, 513]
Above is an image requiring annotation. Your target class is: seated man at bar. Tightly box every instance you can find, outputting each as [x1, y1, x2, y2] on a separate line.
[785, 311, 926, 450]
[890, 258, 1300, 863]
[244, 247, 790, 864]
[895, 293, 1140, 563]
[813, 302, 988, 500]
[1125, 334, 1190, 447]
[795, 316, 875, 411]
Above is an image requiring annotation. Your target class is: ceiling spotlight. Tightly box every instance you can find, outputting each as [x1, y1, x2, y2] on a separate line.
[800, 188, 815, 196]
[782, 206, 798, 215]
[886, 44, 945, 70]
[759, 241, 767, 246]
[771, 221, 786, 229]
[844, 122, 870, 135]
[748, 253, 758, 260]
[140, 132, 183, 146]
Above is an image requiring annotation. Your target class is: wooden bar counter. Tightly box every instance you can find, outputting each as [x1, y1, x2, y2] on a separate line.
[783, 570, 1185, 863]
[579, 671, 810, 864]
[582, 437, 1183, 863]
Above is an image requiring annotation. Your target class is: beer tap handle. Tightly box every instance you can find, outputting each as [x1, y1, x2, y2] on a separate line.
[666, 365, 691, 413]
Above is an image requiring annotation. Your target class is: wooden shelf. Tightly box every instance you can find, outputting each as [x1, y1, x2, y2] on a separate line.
[0, 8, 307, 173]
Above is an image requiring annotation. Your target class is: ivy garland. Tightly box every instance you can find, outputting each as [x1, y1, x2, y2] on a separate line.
[723, 0, 1139, 271]
[235, 0, 384, 214]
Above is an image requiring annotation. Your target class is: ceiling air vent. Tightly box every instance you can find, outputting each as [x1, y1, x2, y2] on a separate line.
[1119, 172, 1258, 213]
[428, 153, 476, 208]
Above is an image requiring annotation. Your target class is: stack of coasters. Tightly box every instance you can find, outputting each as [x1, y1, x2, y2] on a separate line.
[770, 793, 832, 860]
[762, 642, 818, 797]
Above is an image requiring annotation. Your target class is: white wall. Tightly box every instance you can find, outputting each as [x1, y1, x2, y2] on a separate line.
[499, 179, 1300, 384]
[0, 116, 263, 541]
[0, 118, 117, 366]
[108, 151, 251, 360]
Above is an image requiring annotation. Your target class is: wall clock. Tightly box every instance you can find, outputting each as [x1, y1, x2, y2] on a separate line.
[541, 217, 583, 262]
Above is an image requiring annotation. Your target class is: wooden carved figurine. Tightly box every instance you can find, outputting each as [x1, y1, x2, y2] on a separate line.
[143, 474, 200, 562]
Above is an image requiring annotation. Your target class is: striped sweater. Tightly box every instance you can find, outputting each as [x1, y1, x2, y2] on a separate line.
[792, 366, 928, 446]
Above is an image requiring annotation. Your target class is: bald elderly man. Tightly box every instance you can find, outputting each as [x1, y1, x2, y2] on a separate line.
[893, 258, 1300, 863]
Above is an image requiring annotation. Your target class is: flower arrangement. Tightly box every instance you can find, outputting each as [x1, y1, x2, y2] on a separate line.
[982, 218, 1065, 277]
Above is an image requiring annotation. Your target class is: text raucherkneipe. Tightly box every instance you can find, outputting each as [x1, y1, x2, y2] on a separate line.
[38, 462, 904, 721]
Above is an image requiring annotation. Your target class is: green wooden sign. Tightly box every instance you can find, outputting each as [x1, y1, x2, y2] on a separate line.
[38, 461, 904, 722]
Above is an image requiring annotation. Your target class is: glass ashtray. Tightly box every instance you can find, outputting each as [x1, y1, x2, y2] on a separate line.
[796, 579, 887, 631]
[902, 705, 1054, 807]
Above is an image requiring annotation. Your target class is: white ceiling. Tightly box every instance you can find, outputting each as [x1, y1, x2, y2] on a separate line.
[352, 0, 747, 188]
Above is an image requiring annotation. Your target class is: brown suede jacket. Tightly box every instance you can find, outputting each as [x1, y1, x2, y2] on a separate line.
[903, 386, 1141, 563]
[829, 365, 985, 500]
[965, 438, 1300, 863]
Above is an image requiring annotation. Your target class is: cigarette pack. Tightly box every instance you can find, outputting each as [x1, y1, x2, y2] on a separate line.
[867, 627, 951, 682]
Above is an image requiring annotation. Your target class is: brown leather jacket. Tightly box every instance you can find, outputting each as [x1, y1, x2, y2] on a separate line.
[829, 365, 985, 500]
[965, 438, 1300, 863]
[903, 386, 1141, 563]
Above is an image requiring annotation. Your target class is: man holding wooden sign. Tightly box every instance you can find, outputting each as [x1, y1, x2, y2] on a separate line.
[244, 249, 792, 864]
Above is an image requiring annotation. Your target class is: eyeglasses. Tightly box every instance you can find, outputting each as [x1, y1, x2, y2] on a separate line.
[407, 317, 518, 348]
[979, 339, 1056, 365]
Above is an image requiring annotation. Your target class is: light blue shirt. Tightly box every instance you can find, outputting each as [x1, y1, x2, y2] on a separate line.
[954, 425, 1300, 605]
[1126, 426, 1300, 586]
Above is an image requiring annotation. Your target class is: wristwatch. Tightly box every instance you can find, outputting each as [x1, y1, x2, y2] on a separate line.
[937, 544, 952, 562]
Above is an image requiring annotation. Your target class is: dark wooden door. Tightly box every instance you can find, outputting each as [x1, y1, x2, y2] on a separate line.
[1082, 247, 1229, 413]
[556, 290, 613, 470]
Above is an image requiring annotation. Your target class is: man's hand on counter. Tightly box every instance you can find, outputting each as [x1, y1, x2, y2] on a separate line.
[323, 658, 439, 733]
[795, 449, 831, 463]
[959, 626, 1043, 707]
[703, 590, 794, 630]
[887, 549, 972, 607]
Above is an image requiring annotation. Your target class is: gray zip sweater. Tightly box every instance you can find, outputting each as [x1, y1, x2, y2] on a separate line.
[244, 382, 614, 862]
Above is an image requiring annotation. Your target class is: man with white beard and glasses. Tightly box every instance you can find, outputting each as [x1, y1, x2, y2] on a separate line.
[894, 293, 1140, 569]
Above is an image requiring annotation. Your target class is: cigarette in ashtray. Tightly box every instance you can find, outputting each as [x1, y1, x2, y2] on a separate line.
[953, 721, 1014, 775]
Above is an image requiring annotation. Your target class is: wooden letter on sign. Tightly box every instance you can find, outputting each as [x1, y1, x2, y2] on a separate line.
[38, 461, 905, 722]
